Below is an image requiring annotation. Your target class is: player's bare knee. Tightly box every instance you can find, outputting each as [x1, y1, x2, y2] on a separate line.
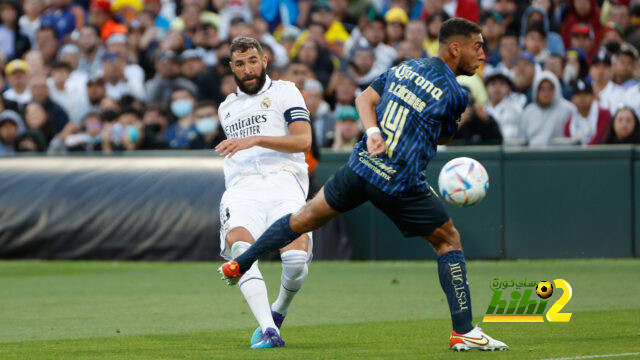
[225, 227, 254, 249]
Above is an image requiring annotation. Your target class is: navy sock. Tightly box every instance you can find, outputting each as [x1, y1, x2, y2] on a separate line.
[235, 214, 300, 273]
[437, 250, 474, 334]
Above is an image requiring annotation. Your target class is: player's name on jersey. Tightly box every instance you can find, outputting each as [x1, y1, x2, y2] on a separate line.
[225, 114, 267, 139]
[393, 64, 444, 102]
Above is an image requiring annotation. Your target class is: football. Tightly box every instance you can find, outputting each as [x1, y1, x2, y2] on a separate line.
[437, 157, 489, 207]
[536, 281, 554, 299]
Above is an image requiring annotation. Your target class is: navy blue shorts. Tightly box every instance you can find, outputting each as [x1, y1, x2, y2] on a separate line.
[323, 165, 450, 237]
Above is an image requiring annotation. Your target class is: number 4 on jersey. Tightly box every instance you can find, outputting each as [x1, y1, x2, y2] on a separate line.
[380, 100, 408, 158]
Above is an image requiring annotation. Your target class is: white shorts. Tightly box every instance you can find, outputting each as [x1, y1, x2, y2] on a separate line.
[219, 171, 312, 261]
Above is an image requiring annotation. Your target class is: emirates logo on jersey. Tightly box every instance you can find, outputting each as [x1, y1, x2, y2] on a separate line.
[261, 97, 271, 109]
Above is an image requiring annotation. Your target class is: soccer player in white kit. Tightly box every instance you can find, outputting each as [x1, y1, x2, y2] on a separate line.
[215, 37, 313, 349]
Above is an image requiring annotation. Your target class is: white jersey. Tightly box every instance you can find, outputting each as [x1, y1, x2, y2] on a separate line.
[218, 75, 310, 187]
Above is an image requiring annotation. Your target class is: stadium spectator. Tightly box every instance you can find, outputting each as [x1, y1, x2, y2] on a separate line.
[85, 76, 106, 114]
[326, 71, 357, 117]
[139, 103, 169, 149]
[570, 23, 596, 60]
[543, 53, 572, 99]
[329, 0, 358, 30]
[329, 105, 362, 150]
[563, 47, 590, 87]
[19, 0, 43, 46]
[170, 0, 219, 34]
[40, 0, 86, 40]
[560, 0, 602, 49]
[481, 11, 506, 67]
[347, 46, 378, 89]
[14, 129, 47, 152]
[384, 7, 408, 48]
[102, 108, 144, 153]
[564, 78, 611, 145]
[180, 48, 206, 82]
[295, 39, 333, 89]
[111, 0, 144, 25]
[145, 50, 198, 104]
[3, 59, 31, 108]
[519, 4, 564, 56]
[102, 52, 145, 101]
[484, 73, 523, 140]
[512, 52, 538, 105]
[24, 101, 55, 145]
[492, 0, 519, 35]
[347, 15, 396, 85]
[590, 53, 613, 98]
[213, 0, 254, 41]
[424, 11, 448, 56]
[452, 90, 503, 145]
[604, 106, 640, 144]
[484, 30, 519, 78]
[190, 100, 224, 149]
[0, 0, 30, 60]
[307, 0, 350, 56]
[58, 44, 87, 86]
[192, 23, 220, 67]
[165, 87, 199, 149]
[404, 20, 429, 58]
[47, 61, 88, 123]
[303, 78, 334, 147]
[599, 44, 639, 114]
[283, 61, 314, 91]
[608, 1, 638, 44]
[395, 40, 424, 63]
[0, 109, 23, 156]
[520, 71, 575, 147]
[422, 0, 479, 23]
[77, 26, 105, 76]
[89, 0, 127, 42]
[143, 0, 170, 31]
[29, 75, 69, 133]
[35, 26, 59, 65]
[523, 21, 549, 65]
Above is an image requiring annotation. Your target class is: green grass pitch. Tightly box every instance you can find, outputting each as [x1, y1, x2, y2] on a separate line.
[1, 259, 639, 359]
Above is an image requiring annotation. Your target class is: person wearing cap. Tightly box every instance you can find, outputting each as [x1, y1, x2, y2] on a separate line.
[105, 33, 146, 89]
[564, 78, 611, 144]
[3, 59, 32, 107]
[570, 22, 596, 59]
[485, 73, 524, 140]
[520, 70, 576, 147]
[589, 52, 613, 97]
[89, 0, 127, 42]
[102, 51, 146, 101]
[145, 51, 198, 104]
[0, 109, 25, 156]
[599, 43, 639, 114]
[0, 0, 31, 60]
[40, 0, 86, 41]
[481, 11, 506, 66]
[111, 0, 143, 24]
[330, 105, 362, 150]
[384, 7, 408, 48]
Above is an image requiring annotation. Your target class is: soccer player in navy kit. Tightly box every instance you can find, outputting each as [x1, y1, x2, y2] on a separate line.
[219, 18, 508, 351]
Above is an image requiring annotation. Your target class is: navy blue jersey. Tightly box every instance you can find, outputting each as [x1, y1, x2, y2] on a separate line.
[347, 57, 468, 197]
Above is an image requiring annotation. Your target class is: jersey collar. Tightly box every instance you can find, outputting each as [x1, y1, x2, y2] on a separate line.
[236, 75, 272, 97]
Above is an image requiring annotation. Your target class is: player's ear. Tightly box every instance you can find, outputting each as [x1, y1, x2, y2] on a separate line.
[262, 54, 268, 67]
[449, 41, 460, 57]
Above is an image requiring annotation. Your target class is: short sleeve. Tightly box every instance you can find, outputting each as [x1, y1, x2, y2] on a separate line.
[369, 70, 388, 95]
[280, 82, 311, 125]
[440, 89, 469, 137]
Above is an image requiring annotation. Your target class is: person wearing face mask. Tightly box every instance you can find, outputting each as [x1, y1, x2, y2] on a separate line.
[139, 103, 170, 150]
[102, 109, 144, 153]
[189, 100, 225, 149]
[165, 87, 200, 149]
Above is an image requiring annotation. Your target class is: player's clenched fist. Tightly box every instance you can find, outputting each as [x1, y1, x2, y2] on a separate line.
[367, 132, 386, 156]
[215, 137, 258, 158]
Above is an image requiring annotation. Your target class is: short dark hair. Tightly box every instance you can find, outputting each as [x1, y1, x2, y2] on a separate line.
[51, 61, 72, 72]
[438, 18, 482, 44]
[196, 100, 217, 110]
[525, 21, 547, 38]
[230, 37, 263, 56]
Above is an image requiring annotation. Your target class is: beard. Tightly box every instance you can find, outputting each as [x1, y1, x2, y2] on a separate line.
[234, 66, 267, 95]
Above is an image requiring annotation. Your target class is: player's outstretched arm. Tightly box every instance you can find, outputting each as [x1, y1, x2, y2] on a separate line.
[355, 87, 386, 156]
[215, 121, 311, 158]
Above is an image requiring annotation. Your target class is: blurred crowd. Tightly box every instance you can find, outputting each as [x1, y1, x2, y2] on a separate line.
[1, 0, 640, 158]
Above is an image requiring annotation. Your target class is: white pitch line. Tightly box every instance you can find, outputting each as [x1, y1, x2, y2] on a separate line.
[540, 352, 640, 360]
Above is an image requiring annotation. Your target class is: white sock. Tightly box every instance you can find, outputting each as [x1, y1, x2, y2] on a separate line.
[231, 242, 278, 334]
[271, 250, 309, 315]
